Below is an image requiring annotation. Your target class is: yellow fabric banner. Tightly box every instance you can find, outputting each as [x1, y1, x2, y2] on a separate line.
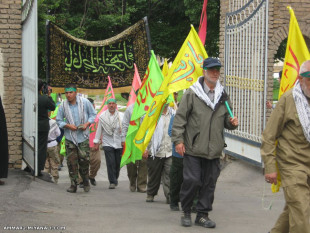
[278, 6, 310, 98]
[134, 25, 208, 152]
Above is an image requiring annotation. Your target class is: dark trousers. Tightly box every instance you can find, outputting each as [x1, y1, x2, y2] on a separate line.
[103, 146, 122, 185]
[127, 158, 147, 190]
[180, 154, 220, 214]
[170, 156, 184, 205]
[38, 130, 49, 171]
[147, 156, 172, 199]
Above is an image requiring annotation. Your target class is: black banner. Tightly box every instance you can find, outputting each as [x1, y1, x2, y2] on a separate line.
[47, 18, 151, 92]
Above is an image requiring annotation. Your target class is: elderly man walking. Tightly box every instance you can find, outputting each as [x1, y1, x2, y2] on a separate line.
[94, 98, 122, 189]
[172, 57, 238, 228]
[56, 84, 97, 193]
[261, 60, 310, 233]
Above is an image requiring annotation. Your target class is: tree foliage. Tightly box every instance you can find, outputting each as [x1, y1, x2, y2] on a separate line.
[38, 0, 220, 80]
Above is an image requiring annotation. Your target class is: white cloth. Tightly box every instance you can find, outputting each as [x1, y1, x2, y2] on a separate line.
[62, 96, 86, 145]
[149, 107, 175, 158]
[190, 76, 224, 110]
[99, 109, 121, 136]
[94, 110, 123, 149]
[47, 118, 61, 148]
[293, 80, 310, 142]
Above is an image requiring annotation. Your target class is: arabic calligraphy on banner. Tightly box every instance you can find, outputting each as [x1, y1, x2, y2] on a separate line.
[47, 18, 151, 92]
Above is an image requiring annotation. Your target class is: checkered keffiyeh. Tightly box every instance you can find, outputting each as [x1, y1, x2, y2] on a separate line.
[293, 80, 310, 142]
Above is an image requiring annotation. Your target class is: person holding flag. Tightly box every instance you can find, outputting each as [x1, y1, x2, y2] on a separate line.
[262, 60, 310, 233]
[172, 57, 238, 228]
[94, 98, 122, 189]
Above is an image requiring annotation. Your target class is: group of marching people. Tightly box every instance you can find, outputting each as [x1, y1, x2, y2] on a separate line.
[44, 57, 239, 230]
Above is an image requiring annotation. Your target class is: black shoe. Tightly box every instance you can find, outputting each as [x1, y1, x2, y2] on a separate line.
[79, 182, 84, 189]
[90, 178, 96, 186]
[67, 185, 77, 193]
[195, 213, 216, 228]
[181, 212, 192, 227]
[170, 203, 180, 211]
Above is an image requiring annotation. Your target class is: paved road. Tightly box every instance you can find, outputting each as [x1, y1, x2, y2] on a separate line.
[0, 154, 285, 233]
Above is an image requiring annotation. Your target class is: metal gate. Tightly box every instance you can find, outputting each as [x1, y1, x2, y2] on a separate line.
[224, 0, 269, 166]
[22, 0, 38, 174]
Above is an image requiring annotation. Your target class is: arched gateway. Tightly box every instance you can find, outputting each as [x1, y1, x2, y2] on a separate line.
[219, 0, 310, 165]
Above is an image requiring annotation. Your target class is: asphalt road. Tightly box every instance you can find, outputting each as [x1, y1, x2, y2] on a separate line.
[0, 154, 285, 233]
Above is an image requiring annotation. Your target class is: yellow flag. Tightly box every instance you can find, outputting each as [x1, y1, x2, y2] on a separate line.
[134, 25, 208, 153]
[162, 59, 169, 78]
[278, 6, 310, 98]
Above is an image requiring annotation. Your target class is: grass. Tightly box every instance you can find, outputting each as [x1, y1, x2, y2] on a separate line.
[273, 78, 280, 101]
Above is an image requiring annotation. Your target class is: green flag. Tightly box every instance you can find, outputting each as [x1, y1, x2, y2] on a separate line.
[120, 50, 164, 167]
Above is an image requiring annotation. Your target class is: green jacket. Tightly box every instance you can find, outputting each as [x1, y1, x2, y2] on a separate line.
[171, 79, 237, 160]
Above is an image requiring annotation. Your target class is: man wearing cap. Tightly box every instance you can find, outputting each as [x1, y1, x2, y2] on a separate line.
[94, 98, 122, 189]
[172, 57, 239, 228]
[56, 83, 97, 193]
[261, 60, 310, 233]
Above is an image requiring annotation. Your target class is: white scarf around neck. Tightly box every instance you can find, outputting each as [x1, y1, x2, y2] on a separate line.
[99, 109, 121, 136]
[293, 80, 310, 142]
[62, 96, 86, 145]
[190, 76, 224, 110]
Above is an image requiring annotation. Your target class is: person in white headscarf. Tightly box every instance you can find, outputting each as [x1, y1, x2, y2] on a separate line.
[94, 98, 122, 189]
[261, 60, 310, 233]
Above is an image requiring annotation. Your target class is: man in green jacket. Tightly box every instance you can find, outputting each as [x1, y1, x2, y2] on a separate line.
[171, 57, 238, 228]
[261, 60, 310, 233]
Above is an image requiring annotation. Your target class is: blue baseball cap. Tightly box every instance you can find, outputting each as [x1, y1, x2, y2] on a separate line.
[203, 57, 222, 70]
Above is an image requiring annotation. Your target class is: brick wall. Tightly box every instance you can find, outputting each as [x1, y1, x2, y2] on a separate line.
[0, 0, 23, 168]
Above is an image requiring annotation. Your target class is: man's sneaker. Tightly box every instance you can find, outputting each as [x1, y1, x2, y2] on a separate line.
[90, 178, 96, 186]
[66, 185, 77, 193]
[146, 195, 154, 202]
[195, 213, 216, 228]
[109, 183, 116, 189]
[170, 203, 180, 211]
[181, 212, 192, 227]
[83, 180, 90, 192]
[79, 182, 84, 189]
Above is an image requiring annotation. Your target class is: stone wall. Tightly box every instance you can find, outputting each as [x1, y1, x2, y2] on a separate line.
[0, 0, 23, 168]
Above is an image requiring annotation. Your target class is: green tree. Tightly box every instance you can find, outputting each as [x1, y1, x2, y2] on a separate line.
[38, 0, 220, 80]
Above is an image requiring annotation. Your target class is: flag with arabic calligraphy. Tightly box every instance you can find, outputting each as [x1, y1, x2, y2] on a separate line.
[278, 7, 310, 99]
[120, 51, 164, 167]
[47, 18, 151, 94]
[89, 76, 116, 147]
[134, 25, 208, 153]
[127, 64, 142, 107]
